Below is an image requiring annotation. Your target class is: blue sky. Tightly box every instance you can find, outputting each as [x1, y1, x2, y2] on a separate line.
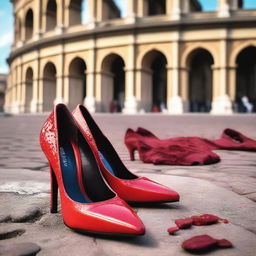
[0, 0, 13, 74]
[0, 0, 255, 74]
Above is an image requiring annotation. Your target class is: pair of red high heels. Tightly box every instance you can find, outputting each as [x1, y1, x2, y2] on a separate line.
[40, 104, 180, 236]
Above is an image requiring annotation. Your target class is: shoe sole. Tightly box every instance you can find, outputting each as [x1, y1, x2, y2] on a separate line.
[127, 198, 180, 205]
[64, 222, 145, 237]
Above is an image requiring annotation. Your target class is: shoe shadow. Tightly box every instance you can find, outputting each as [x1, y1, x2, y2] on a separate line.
[128, 202, 186, 210]
[71, 229, 158, 248]
[90, 230, 158, 248]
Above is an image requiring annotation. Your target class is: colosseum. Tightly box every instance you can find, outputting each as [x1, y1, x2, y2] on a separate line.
[4, 0, 256, 114]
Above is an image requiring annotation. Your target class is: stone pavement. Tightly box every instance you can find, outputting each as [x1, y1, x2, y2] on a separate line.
[0, 113, 256, 256]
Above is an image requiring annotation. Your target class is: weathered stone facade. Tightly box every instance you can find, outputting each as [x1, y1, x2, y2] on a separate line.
[5, 0, 256, 113]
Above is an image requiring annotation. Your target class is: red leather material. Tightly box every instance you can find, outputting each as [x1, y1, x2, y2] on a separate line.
[61, 197, 145, 234]
[73, 105, 180, 203]
[125, 127, 256, 165]
[102, 175, 180, 203]
[40, 104, 145, 235]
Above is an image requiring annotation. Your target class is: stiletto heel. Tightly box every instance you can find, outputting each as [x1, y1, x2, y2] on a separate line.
[40, 104, 145, 235]
[50, 166, 58, 213]
[73, 105, 180, 203]
[124, 129, 137, 161]
[128, 147, 135, 161]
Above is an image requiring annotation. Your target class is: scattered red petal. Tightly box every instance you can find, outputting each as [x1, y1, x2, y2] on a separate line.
[182, 235, 218, 252]
[219, 218, 229, 223]
[217, 239, 233, 248]
[175, 218, 193, 229]
[167, 226, 180, 235]
[182, 235, 233, 253]
[192, 214, 219, 226]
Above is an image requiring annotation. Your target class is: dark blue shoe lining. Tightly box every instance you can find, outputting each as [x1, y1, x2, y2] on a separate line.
[99, 151, 116, 175]
[59, 143, 90, 203]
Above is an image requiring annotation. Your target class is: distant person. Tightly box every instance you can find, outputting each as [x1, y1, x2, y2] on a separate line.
[152, 104, 160, 112]
[109, 100, 117, 113]
[159, 102, 166, 112]
[241, 96, 253, 113]
[116, 102, 122, 112]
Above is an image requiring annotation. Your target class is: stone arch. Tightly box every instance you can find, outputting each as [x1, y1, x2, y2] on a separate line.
[43, 62, 57, 112]
[46, 0, 57, 31]
[25, 9, 33, 40]
[181, 44, 216, 68]
[25, 67, 33, 112]
[230, 41, 256, 67]
[137, 46, 170, 70]
[186, 48, 214, 112]
[68, 0, 83, 26]
[68, 57, 87, 109]
[235, 46, 256, 112]
[100, 53, 125, 112]
[140, 49, 168, 112]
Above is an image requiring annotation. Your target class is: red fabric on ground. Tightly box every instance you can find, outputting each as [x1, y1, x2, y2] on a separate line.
[125, 127, 256, 165]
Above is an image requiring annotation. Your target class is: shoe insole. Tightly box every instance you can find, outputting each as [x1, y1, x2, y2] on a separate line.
[77, 133, 114, 201]
[60, 143, 90, 203]
[99, 151, 116, 175]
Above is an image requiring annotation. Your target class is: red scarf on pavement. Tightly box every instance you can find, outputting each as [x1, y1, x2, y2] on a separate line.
[124, 128, 256, 165]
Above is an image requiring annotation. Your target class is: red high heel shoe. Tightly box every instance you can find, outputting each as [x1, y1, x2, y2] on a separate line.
[124, 128, 159, 161]
[73, 105, 180, 203]
[40, 104, 145, 235]
[213, 128, 256, 150]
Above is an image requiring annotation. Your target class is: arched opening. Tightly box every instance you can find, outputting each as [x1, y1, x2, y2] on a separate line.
[235, 46, 256, 112]
[25, 67, 33, 113]
[146, 0, 166, 15]
[46, 0, 57, 31]
[191, 0, 204, 12]
[69, 0, 82, 25]
[238, 0, 256, 9]
[25, 9, 33, 40]
[102, 0, 121, 20]
[43, 62, 56, 112]
[188, 48, 214, 112]
[68, 57, 87, 110]
[141, 50, 167, 112]
[101, 54, 125, 112]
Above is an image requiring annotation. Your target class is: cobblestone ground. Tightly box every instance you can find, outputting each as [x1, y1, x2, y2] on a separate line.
[0, 113, 256, 256]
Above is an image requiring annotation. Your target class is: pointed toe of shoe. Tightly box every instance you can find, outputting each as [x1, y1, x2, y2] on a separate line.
[113, 177, 180, 203]
[62, 198, 145, 236]
[138, 178, 180, 203]
[88, 199, 145, 235]
[64, 197, 145, 236]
